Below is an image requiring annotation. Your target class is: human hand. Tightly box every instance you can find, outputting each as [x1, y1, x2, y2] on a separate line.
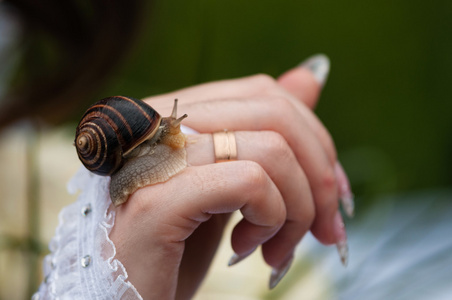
[109, 54, 354, 299]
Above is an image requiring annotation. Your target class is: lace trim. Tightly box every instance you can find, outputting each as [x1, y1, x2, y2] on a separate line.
[33, 167, 142, 300]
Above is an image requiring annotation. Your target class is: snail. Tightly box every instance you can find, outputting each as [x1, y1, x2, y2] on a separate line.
[74, 96, 188, 206]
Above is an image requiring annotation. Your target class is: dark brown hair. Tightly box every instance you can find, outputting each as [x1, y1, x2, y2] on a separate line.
[0, 0, 146, 128]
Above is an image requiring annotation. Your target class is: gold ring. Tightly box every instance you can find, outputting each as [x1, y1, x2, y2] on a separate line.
[212, 130, 237, 162]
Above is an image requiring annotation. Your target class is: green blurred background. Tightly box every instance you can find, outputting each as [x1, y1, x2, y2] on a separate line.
[0, 0, 451, 299]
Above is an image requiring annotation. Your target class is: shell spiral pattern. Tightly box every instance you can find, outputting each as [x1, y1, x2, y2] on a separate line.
[75, 96, 162, 175]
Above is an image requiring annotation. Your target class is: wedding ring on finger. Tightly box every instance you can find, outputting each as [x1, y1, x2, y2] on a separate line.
[212, 130, 238, 163]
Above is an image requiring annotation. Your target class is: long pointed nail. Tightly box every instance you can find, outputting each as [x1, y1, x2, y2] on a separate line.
[334, 211, 349, 266]
[335, 162, 355, 218]
[228, 247, 257, 267]
[228, 253, 246, 266]
[337, 239, 348, 267]
[269, 256, 294, 289]
[299, 54, 330, 86]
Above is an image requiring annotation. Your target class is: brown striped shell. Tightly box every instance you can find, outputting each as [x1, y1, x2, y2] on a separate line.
[75, 96, 188, 206]
[75, 96, 162, 176]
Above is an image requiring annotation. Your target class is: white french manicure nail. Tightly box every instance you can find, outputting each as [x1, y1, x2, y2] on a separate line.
[337, 239, 349, 267]
[228, 253, 246, 266]
[334, 211, 349, 266]
[228, 247, 257, 267]
[299, 54, 331, 86]
[334, 162, 355, 218]
[269, 256, 294, 289]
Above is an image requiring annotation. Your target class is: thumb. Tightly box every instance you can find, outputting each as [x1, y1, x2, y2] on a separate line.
[277, 54, 330, 109]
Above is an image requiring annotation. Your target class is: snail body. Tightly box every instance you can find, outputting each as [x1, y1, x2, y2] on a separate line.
[75, 96, 188, 206]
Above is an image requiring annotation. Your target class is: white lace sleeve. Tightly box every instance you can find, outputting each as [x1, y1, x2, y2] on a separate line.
[33, 166, 143, 300]
[33, 125, 197, 300]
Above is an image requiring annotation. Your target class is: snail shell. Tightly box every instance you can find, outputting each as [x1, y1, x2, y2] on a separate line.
[75, 96, 162, 175]
[75, 96, 188, 206]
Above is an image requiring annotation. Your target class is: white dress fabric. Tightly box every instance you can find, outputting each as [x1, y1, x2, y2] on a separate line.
[33, 125, 198, 300]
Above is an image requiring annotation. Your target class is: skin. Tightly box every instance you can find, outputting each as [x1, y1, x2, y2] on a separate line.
[109, 66, 341, 299]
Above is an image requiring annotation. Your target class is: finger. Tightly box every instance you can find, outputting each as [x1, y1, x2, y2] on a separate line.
[144, 73, 280, 106]
[145, 74, 337, 167]
[277, 67, 320, 109]
[177, 214, 231, 299]
[129, 161, 286, 256]
[276, 55, 337, 169]
[277, 54, 330, 109]
[146, 72, 320, 117]
[186, 132, 315, 267]
[181, 97, 336, 167]
[146, 54, 329, 110]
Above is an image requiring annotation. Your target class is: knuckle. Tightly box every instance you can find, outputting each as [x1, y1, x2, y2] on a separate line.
[315, 166, 339, 211]
[321, 166, 337, 193]
[249, 73, 277, 90]
[238, 161, 286, 227]
[263, 131, 292, 161]
[268, 96, 295, 115]
[239, 161, 268, 191]
[264, 199, 287, 230]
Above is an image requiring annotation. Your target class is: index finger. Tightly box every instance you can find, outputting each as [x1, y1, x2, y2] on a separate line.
[144, 55, 327, 111]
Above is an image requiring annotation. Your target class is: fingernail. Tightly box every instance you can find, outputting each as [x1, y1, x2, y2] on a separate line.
[334, 211, 349, 266]
[228, 253, 246, 266]
[228, 247, 257, 266]
[334, 162, 355, 218]
[269, 256, 294, 289]
[299, 54, 330, 86]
